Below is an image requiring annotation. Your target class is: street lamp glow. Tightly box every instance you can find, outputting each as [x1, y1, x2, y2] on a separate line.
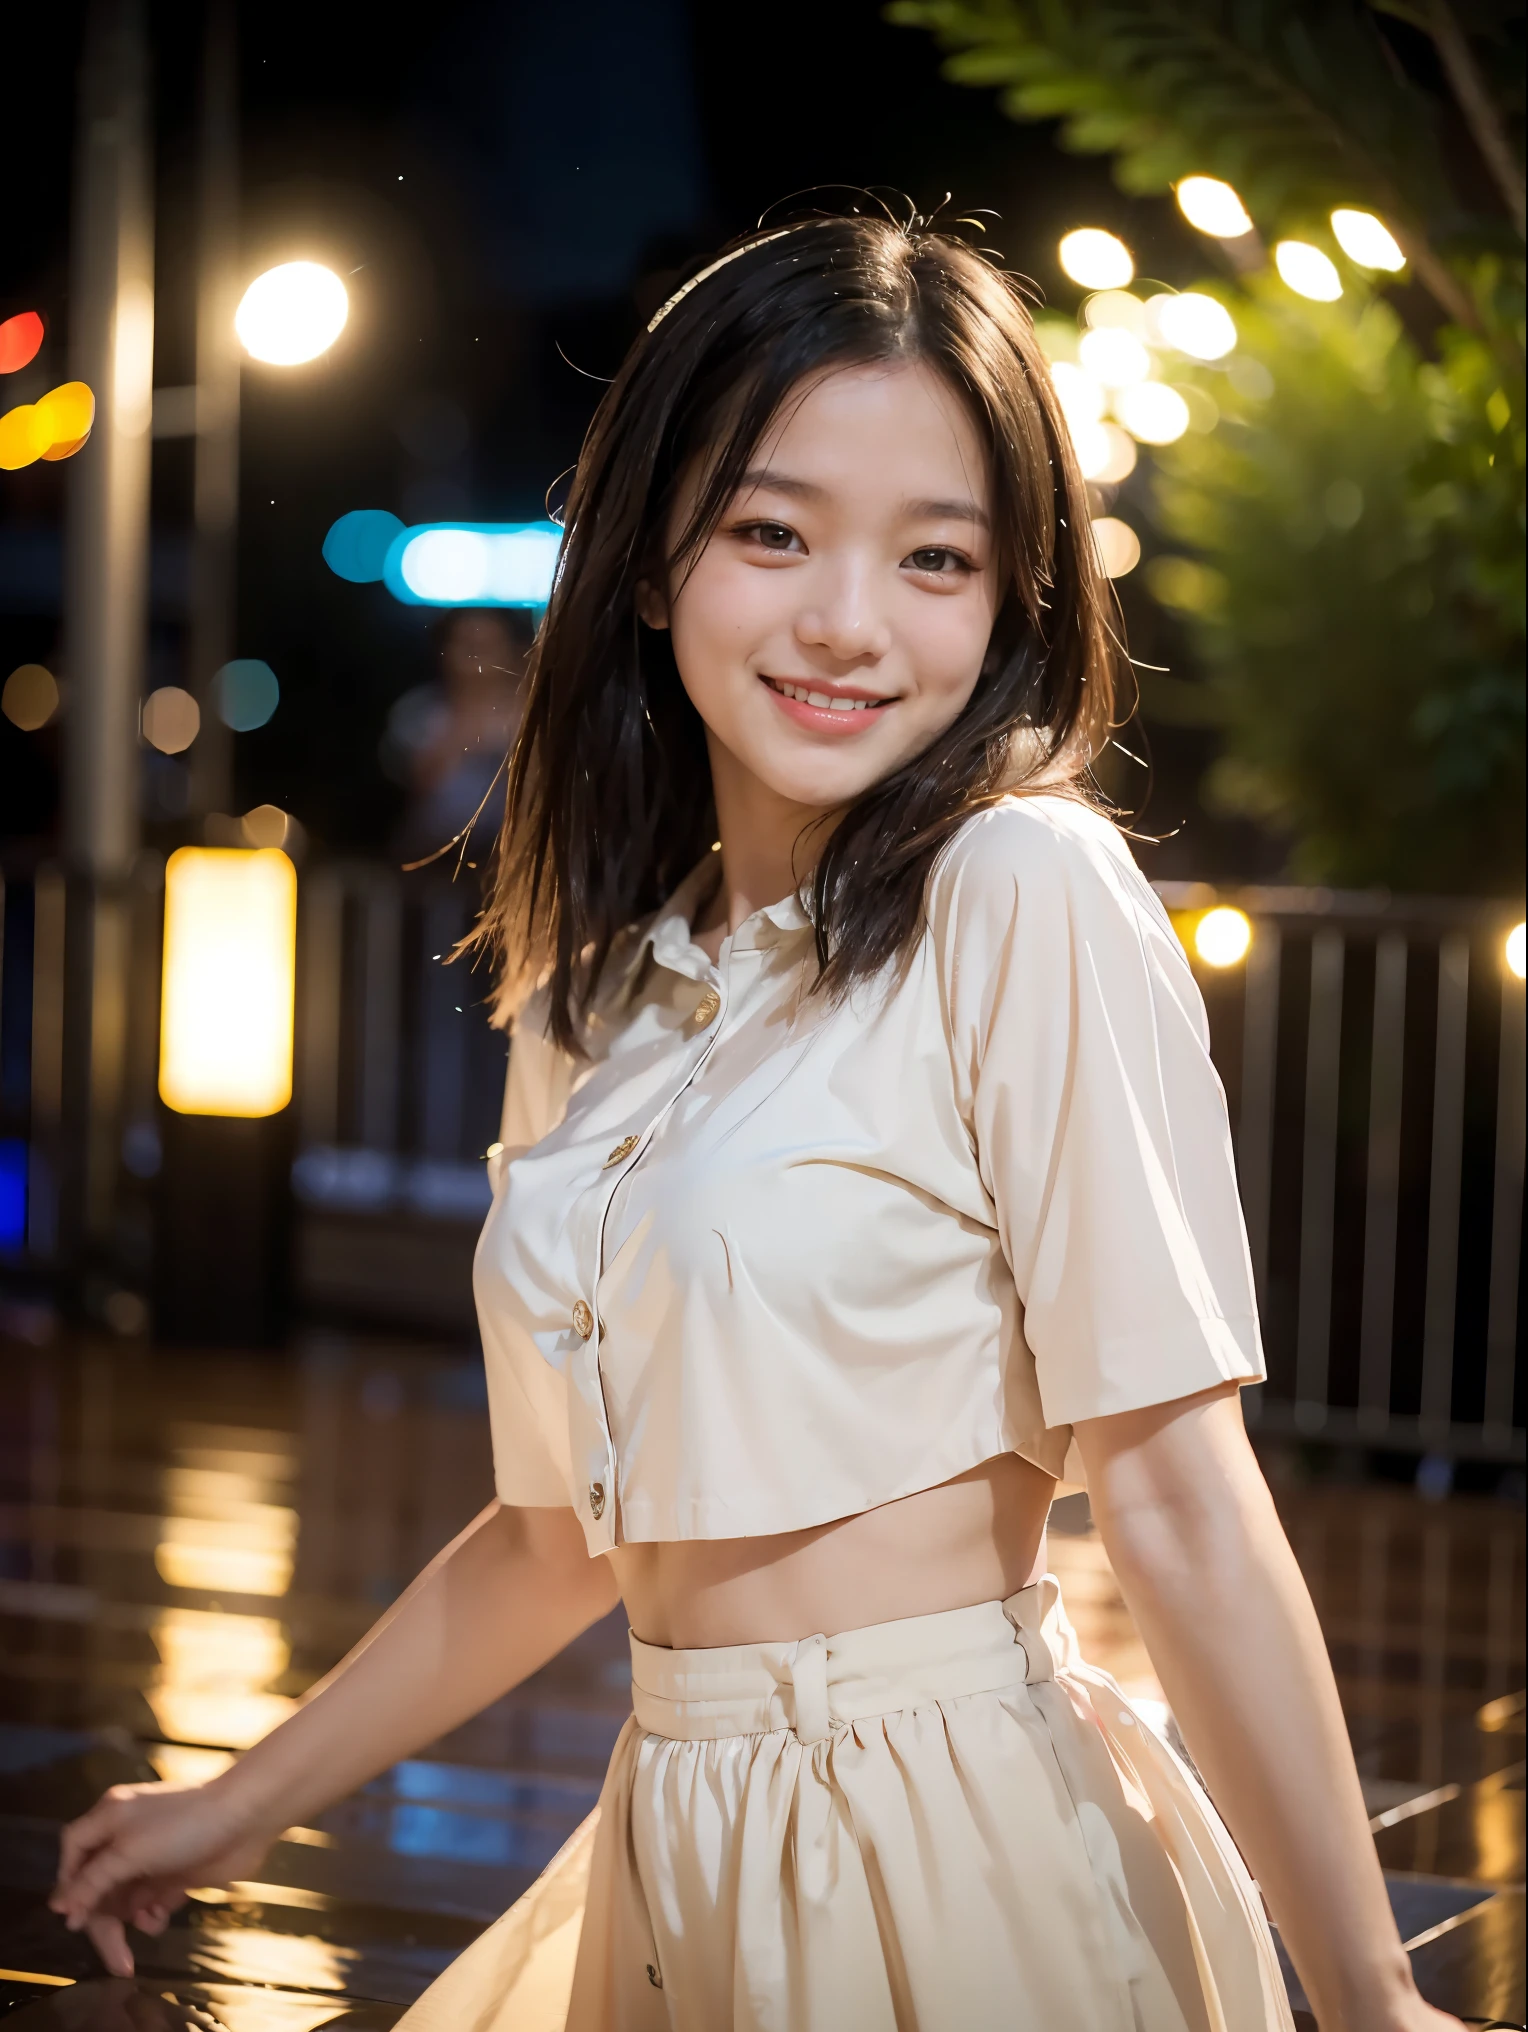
[1113, 381, 1191, 445]
[1078, 327, 1152, 387]
[1150, 292, 1237, 360]
[1275, 241, 1343, 302]
[1194, 906, 1253, 967]
[1175, 177, 1253, 239]
[235, 262, 349, 366]
[1330, 209, 1406, 272]
[159, 848, 297, 1117]
[1059, 229, 1134, 290]
[1507, 921, 1526, 981]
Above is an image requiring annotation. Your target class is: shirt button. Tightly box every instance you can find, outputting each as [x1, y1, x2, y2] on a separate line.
[693, 986, 721, 1027]
[589, 1482, 606, 1519]
[603, 1133, 639, 1168]
[572, 1300, 594, 1340]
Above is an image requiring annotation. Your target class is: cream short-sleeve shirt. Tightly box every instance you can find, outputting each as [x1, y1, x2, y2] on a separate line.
[474, 795, 1264, 1554]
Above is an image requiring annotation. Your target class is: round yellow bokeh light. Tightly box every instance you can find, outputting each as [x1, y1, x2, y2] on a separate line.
[1194, 906, 1253, 967]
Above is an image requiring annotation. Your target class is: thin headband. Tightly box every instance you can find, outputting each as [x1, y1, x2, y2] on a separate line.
[645, 223, 825, 334]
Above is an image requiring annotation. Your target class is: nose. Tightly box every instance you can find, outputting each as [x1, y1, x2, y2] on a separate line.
[794, 555, 892, 665]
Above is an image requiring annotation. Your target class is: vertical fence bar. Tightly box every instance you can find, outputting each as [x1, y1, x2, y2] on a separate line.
[1296, 928, 1345, 1426]
[1420, 934, 1470, 1434]
[297, 870, 344, 1150]
[1238, 925, 1281, 1305]
[1483, 965, 1525, 1439]
[359, 876, 402, 1153]
[28, 869, 66, 1259]
[1358, 932, 1407, 1433]
[420, 893, 468, 1162]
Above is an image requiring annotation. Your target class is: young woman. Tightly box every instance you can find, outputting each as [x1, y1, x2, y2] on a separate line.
[53, 214, 1458, 2032]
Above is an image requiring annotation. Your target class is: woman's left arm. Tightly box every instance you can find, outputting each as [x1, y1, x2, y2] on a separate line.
[1073, 1385, 1461, 2032]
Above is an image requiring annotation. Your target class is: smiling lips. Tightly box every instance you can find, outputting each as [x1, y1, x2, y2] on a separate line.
[762, 675, 891, 728]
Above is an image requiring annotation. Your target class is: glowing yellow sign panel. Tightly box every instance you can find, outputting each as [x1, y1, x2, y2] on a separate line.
[160, 847, 297, 1117]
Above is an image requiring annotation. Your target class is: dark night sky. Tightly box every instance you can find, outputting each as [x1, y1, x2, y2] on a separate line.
[1, 0, 1272, 877]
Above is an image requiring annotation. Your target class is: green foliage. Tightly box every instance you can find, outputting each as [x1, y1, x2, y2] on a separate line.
[888, 0, 1513, 256]
[890, 0, 1526, 889]
[1145, 274, 1524, 889]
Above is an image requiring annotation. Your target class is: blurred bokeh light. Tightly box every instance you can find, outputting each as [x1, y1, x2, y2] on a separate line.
[1275, 240, 1343, 301]
[385, 521, 562, 606]
[323, 508, 406, 582]
[1174, 177, 1253, 238]
[242, 803, 293, 849]
[142, 685, 202, 754]
[0, 310, 45, 374]
[1078, 326, 1151, 387]
[1330, 208, 1406, 271]
[235, 261, 349, 366]
[215, 658, 280, 731]
[1113, 381, 1191, 444]
[1149, 293, 1237, 360]
[159, 847, 298, 1118]
[1508, 922, 1526, 980]
[1058, 228, 1134, 290]
[1194, 905, 1254, 966]
[1090, 516, 1141, 578]
[2, 662, 59, 731]
[37, 380, 95, 459]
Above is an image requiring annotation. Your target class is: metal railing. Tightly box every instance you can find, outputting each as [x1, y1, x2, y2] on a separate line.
[2, 858, 1522, 1459]
[1160, 883, 1524, 1462]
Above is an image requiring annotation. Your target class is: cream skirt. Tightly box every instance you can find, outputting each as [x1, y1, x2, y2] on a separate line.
[397, 1576, 1293, 2031]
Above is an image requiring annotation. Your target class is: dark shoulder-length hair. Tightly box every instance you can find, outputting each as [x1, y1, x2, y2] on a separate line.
[479, 210, 1122, 1048]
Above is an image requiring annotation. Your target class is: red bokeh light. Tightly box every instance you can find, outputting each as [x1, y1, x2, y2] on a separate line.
[0, 312, 45, 375]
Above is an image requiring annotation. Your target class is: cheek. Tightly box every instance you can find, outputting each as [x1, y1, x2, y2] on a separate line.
[669, 559, 779, 708]
[901, 594, 994, 712]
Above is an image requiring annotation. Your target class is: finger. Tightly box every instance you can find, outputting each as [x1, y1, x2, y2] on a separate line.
[55, 1805, 117, 1888]
[54, 1846, 141, 1926]
[85, 1914, 134, 1979]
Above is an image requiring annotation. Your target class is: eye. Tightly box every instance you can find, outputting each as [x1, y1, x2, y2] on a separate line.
[737, 519, 802, 553]
[906, 546, 971, 575]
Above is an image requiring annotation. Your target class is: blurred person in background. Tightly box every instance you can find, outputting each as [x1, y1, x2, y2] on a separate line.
[384, 607, 533, 870]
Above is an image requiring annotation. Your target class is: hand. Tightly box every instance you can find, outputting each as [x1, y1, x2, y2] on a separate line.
[49, 1777, 278, 1977]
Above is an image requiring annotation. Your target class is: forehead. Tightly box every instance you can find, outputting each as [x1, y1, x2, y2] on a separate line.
[752, 359, 990, 496]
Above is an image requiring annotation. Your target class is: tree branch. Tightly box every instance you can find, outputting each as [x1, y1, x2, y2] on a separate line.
[1423, 0, 1526, 238]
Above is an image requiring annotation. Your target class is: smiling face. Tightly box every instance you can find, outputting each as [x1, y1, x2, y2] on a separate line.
[643, 359, 1001, 822]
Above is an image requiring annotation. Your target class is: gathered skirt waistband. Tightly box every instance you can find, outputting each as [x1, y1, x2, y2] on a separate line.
[629, 1585, 1058, 1744]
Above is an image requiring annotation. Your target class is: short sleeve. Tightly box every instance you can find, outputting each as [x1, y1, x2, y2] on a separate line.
[479, 986, 578, 1508]
[497, 986, 576, 1157]
[930, 798, 1264, 1429]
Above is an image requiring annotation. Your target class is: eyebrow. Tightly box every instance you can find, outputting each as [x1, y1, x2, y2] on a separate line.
[738, 468, 991, 531]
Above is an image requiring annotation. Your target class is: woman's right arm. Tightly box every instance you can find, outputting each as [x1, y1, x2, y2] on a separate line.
[50, 1500, 617, 1974]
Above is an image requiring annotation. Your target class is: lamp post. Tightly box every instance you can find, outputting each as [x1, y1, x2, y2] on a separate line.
[57, 0, 155, 1282]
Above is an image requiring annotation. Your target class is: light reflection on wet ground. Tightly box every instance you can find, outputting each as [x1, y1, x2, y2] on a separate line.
[0, 1331, 1521, 2028]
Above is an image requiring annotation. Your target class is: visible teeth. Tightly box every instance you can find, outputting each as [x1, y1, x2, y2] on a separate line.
[771, 680, 876, 710]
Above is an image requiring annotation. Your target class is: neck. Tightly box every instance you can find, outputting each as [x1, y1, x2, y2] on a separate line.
[702, 735, 838, 939]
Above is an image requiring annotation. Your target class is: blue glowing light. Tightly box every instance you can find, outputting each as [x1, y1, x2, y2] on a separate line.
[214, 659, 280, 732]
[382, 522, 562, 608]
[323, 509, 406, 583]
[0, 1139, 26, 1250]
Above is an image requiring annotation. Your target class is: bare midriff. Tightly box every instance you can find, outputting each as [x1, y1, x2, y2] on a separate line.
[607, 1452, 1056, 1650]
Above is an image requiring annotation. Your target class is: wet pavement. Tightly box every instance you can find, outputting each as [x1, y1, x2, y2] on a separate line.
[0, 1329, 1522, 2028]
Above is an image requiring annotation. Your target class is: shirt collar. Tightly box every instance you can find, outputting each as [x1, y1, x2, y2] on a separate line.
[620, 857, 814, 990]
